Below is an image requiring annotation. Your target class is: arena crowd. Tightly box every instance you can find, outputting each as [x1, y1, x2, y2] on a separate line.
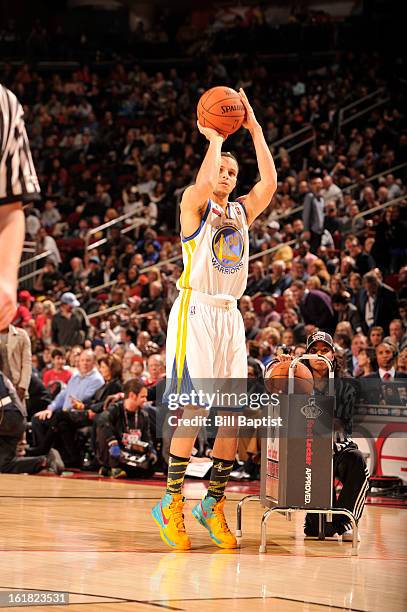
[0, 9, 406, 480]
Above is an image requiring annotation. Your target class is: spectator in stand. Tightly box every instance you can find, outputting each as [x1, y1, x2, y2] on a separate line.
[0, 323, 31, 402]
[321, 175, 343, 206]
[385, 319, 407, 352]
[302, 175, 325, 254]
[256, 260, 291, 296]
[41, 200, 61, 229]
[86, 256, 104, 287]
[281, 308, 306, 344]
[244, 312, 260, 341]
[348, 239, 375, 276]
[143, 353, 165, 387]
[28, 349, 104, 459]
[347, 333, 368, 377]
[146, 317, 166, 347]
[361, 271, 398, 335]
[361, 341, 407, 405]
[52, 292, 88, 346]
[245, 261, 266, 296]
[331, 292, 363, 333]
[35, 299, 56, 346]
[36, 227, 62, 267]
[368, 326, 384, 348]
[12, 290, 35, 327]
[46, 354, 123, 468]
[42, 349, 72, 387]
[356, 348, 375, 377]
[324, 201, 341, 237]
[291, 280, 335, 333]
[397, 346, 407, 373]
[258, 297, 280, 327]
[26, 373, 52, 420]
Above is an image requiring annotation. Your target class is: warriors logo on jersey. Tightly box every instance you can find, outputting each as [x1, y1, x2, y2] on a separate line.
[212, 224, 244, 273]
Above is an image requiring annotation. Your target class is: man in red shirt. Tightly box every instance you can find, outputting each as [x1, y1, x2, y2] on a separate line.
[43, 349, 72, 387]
[12, 290, 34, 327]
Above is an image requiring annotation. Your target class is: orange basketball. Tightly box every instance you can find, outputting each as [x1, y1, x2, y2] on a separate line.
[264, 360, 314, 395]
[197, 86, 246, 138]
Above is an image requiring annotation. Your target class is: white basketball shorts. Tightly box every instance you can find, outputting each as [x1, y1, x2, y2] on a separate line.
[163, 288, 247, 401]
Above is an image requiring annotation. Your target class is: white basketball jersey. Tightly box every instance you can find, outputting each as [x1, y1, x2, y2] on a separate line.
[177, 199, 249, 299]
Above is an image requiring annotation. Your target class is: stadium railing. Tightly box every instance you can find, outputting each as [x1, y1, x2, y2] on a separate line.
[342, 161, 407, 195]
[84, 210, 145, 252]
[337, 88, 390, 132]
[269, 124, 316, 161]
[350, 194, 407, 232]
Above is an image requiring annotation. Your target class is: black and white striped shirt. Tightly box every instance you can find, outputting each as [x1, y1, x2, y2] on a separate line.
[0, 84, 40, 205]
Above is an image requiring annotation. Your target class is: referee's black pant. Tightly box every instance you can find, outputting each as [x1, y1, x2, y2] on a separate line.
[0, 409, 45, 474]
[305, 443, 369, 535]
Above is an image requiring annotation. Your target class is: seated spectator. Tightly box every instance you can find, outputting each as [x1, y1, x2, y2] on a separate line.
[397, 346, 407, 373]
[281, 308, 306, 344]
[332, 292, 362, 333]
[361, 341, 407, 405]
[143, 353, 165, 387]
[34, 260, 64, 294]
[27, 350, 104, 460]
[356, 348, 375, 378]
[147, 317, 166, 347]
[385, 319, 407, 352]
[26, 373, 52, 421]
[348, 239, 375, 276]
[244, 312, 260, 340]
[258, 297, 280, 327]
[47, 354, 123, 468]
[42, 349, 73, 387]
[291, 280, 335, 333]
[256, 260, 291, 297]
[245, 261, 266, 296]
[368, 326, 384, 348]
[95, 379, 157, 478]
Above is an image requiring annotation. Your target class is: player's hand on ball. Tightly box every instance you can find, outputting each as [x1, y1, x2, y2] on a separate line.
[196, 121, 224, 142]
[239, 88, 260, 132]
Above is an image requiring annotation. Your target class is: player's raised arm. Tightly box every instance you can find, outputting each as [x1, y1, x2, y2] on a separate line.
[180, 124, 223, 236]
[238, 88, 277, 226]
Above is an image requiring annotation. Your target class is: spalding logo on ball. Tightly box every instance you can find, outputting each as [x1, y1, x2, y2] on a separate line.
[197, 86, 246, 138]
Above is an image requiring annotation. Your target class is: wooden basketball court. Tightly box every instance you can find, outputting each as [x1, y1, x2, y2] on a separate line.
[0, 474, 406, 611]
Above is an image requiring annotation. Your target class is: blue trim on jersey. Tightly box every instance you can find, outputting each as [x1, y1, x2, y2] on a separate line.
[238, 201, 248, 221]
[181, 200, 211, 243]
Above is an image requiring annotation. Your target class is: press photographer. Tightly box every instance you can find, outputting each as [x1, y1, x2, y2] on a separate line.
[96, 378, 157, 478]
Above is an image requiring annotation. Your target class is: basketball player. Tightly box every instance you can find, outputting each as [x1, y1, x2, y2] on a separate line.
[0, 85, 40, 328]
[152, 89, 277, 550]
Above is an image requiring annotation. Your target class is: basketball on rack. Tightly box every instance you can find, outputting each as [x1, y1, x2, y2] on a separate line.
[264, 360, 314, 395]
